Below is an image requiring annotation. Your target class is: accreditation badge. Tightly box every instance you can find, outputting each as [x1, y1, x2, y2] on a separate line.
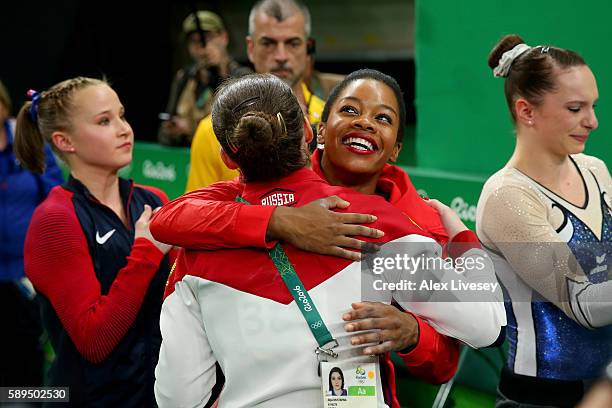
[321, 361, 378, 408]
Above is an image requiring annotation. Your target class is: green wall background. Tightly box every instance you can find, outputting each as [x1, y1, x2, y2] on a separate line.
[415, 0, 611, 174]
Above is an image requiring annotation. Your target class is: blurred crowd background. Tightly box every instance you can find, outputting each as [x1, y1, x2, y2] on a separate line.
[1, 0, 415, 146]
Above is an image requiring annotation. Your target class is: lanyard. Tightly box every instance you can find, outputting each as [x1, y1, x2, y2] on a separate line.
[236, 196, 338, 358]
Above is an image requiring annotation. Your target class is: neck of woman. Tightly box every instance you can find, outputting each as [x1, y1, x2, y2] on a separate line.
[320, 152, 380, 195]
[70, 166, 126, 223]
[322, 165, 379, 195]
[509, 134, 573, 188]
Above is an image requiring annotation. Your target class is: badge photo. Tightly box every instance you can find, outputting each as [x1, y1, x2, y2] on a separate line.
[321, 360, 378, 408]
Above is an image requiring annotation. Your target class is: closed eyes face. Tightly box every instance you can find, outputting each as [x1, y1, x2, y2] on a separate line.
[532, 65, 599, 155]
[320, 78, 401, 177]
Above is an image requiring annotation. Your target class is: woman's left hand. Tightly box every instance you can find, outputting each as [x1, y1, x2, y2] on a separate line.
[343, 302, 419, 355]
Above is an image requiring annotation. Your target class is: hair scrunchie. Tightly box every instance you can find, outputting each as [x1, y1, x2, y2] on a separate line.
[493, 43, 532, 78]
[26, 89, 41, 123]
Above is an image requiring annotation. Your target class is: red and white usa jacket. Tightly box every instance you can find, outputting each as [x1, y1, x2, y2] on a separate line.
[25, 176, 175, 407]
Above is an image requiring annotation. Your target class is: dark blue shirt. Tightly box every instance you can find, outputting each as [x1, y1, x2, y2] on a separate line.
[0, 119, 63, 281]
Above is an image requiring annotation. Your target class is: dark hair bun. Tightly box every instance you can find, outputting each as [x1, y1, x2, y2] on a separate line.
[488, 34, 524, 70]
[211, 73, 307, 182]
[233, 112, 283, 154]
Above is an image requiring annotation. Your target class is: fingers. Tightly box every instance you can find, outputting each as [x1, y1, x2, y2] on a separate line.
[334, 222, 384, 238]
[344, 317, 396, 334]
[328, 246, 362, 262]
[348, 330, 396, 355]
[342, 302, 391, 323]
[346, 321, 413, 355]
[423, 198, 444, 211]
[335, 211, 378, 224]
[334, 237, 369, 251]
[321, 195, 351, 210]
[350, 329, 387, 346]
[342, 302, 418, 354]
[340, 211, 376, 222]
[326, 244, 379, 261]
[424, 199, 453, 217]
[138, 204, 153, 221]
[363, 341, 396, 356]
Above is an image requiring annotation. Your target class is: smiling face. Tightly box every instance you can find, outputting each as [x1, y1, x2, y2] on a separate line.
[320, 78, 401, 185]
[529, 65, 599, 156]
[59, 84, 134, 172]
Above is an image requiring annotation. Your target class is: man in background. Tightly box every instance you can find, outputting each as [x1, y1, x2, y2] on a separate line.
[159, 10, 250, 146]
[185, 0, 324, 190]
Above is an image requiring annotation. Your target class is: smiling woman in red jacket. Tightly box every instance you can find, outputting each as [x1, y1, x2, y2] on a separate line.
[154, 73, 505, 408]
[150, 70, 500, 406]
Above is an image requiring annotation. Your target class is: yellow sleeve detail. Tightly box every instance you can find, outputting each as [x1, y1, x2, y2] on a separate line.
[301, 83, 325, 126]
[308, 94, 325, 125]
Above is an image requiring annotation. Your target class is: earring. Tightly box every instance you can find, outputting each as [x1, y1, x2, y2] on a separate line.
[528, 120, 533, 126]
[316, 134, 324, 150]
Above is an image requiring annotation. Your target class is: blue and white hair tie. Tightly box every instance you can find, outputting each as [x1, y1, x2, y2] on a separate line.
[26, 89, 41, 123]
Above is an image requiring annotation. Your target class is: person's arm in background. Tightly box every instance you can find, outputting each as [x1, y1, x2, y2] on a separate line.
[480, 183, 612, 329]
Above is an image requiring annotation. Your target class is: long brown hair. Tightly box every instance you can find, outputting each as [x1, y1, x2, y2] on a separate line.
[14, 77, 106, 174]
